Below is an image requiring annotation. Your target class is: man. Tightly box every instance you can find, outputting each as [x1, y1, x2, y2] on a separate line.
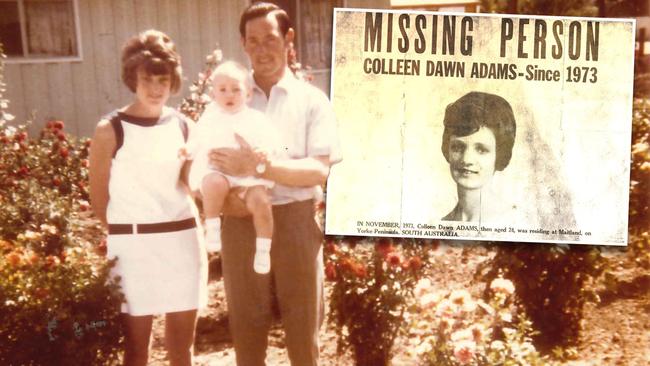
[211, 2, 340, 365]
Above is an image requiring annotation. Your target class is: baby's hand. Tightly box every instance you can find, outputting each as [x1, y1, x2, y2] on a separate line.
[178, 146, 190, 160]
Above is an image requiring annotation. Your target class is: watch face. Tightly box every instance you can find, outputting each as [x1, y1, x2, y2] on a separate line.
[256, 163, 266, 174]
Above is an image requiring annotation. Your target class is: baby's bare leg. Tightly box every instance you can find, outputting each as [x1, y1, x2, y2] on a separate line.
[245, 186, 273, 274]
[201, 173, 230, 219]
[201, 173, 230, 252]
[244, 186, 273, 238]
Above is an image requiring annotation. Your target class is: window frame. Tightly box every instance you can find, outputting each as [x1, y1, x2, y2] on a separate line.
[2, 0, 83, 64]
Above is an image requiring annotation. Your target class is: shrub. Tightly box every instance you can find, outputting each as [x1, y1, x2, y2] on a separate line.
[409, 276, 550, 365]
[629, 99, 650, 267]
[178, 48, 223, 122]
[0, 243, 123, 365]
[630, 99, 650, 229]
[0, 65, 124, 366]
[478, 243, 605, 353]
[325, 237, 431, 365]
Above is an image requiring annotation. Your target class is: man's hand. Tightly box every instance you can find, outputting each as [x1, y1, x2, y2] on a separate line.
[209, 134, 258, 177]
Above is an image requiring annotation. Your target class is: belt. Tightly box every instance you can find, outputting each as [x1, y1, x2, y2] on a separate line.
[108, 217, 196, 235]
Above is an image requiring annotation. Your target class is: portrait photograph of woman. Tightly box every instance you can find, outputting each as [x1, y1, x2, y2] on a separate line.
[440, 92, 516, 223]
[397, 83, 589, 241]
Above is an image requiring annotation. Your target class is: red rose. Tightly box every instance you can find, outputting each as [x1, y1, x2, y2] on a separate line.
[59, 147, 69, 158]
[408, 256, 423, 271]
[52, 177, 62, 186]
[45, 255, 61, 269]
[15, 132, 27, 142]
[17, 166, 29, 177]
[385, 252, 401, 267]
[28, 252, 40, 266]
[52, 120, 64, 130]
[6, 252, 22, 267]
[375, 238, 394, 258]
[97, 239, 107, 256]
[353, 263, 367, 278]
[56, 132, 66, 141]
[341, 258, 355, 273]
[325, 241, 339, 256]
[325, 262, 337, 281]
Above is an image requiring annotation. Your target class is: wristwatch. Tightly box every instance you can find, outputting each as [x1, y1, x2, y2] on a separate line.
[255, 161, 267, 176]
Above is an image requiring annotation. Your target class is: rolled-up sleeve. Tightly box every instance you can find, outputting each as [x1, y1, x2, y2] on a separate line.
[306, 90, 342, 165]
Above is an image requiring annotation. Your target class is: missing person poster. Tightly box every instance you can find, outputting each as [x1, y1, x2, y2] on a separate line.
[325, 9, 635, 246]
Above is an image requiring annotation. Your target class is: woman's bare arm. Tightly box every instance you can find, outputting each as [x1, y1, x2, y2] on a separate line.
[89, 120, 116, 228]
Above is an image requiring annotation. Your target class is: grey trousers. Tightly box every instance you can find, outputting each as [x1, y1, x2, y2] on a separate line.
[221, 199, 324, 366]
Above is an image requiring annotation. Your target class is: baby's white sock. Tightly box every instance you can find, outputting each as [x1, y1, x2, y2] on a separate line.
[204, 217, 221, 253]
[254, 238, 271, 274]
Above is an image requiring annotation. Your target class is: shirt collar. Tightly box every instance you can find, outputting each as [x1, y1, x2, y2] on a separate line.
[250, 67, 297, 95]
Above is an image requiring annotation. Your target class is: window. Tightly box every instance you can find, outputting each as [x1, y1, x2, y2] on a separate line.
[0, 0, 82, 62]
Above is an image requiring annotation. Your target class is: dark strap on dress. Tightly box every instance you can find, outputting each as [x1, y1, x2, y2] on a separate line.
[110, 111, 188, 157]
[109, 115, 124, 158]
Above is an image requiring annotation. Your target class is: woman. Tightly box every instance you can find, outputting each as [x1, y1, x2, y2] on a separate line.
[89, 30, 206, 366]
[440, 91, 516, 222]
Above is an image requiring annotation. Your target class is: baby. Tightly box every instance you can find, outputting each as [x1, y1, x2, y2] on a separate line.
[188, 61, 279, 274]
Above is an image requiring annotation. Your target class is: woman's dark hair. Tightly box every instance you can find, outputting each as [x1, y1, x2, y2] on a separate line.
[121, 29, 182, 94]
[239, 2, 292, 38]
[441, 92, 516, 171]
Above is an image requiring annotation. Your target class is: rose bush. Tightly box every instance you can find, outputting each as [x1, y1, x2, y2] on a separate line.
[0, 118, 124, 365]
[478, 243, 605, 354]
[325, 237, 432, 365]
[409, 276, 550, 366]
[1, 45, 124, 365]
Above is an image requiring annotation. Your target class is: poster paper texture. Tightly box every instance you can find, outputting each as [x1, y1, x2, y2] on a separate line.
[325, 9, 635, 246]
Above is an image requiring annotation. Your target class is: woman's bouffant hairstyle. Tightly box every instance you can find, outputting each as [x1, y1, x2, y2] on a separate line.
[441, 92, 517, 171]
[121, 30, 182, 94]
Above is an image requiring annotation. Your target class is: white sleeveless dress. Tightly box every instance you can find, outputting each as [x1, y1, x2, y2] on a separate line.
[105, 107, 207, 315]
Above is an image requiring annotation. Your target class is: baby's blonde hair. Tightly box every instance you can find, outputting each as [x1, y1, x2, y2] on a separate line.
[210, 60, 250, 88]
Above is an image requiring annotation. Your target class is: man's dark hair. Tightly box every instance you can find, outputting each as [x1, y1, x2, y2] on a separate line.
[239, 2, 292, 37]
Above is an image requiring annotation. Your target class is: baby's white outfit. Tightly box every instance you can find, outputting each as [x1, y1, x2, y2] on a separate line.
[188, 102, 280, 192]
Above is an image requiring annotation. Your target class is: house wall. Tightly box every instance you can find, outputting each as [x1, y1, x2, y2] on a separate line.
[4, 0, 249, 136]
[2, 0, 396, 136]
